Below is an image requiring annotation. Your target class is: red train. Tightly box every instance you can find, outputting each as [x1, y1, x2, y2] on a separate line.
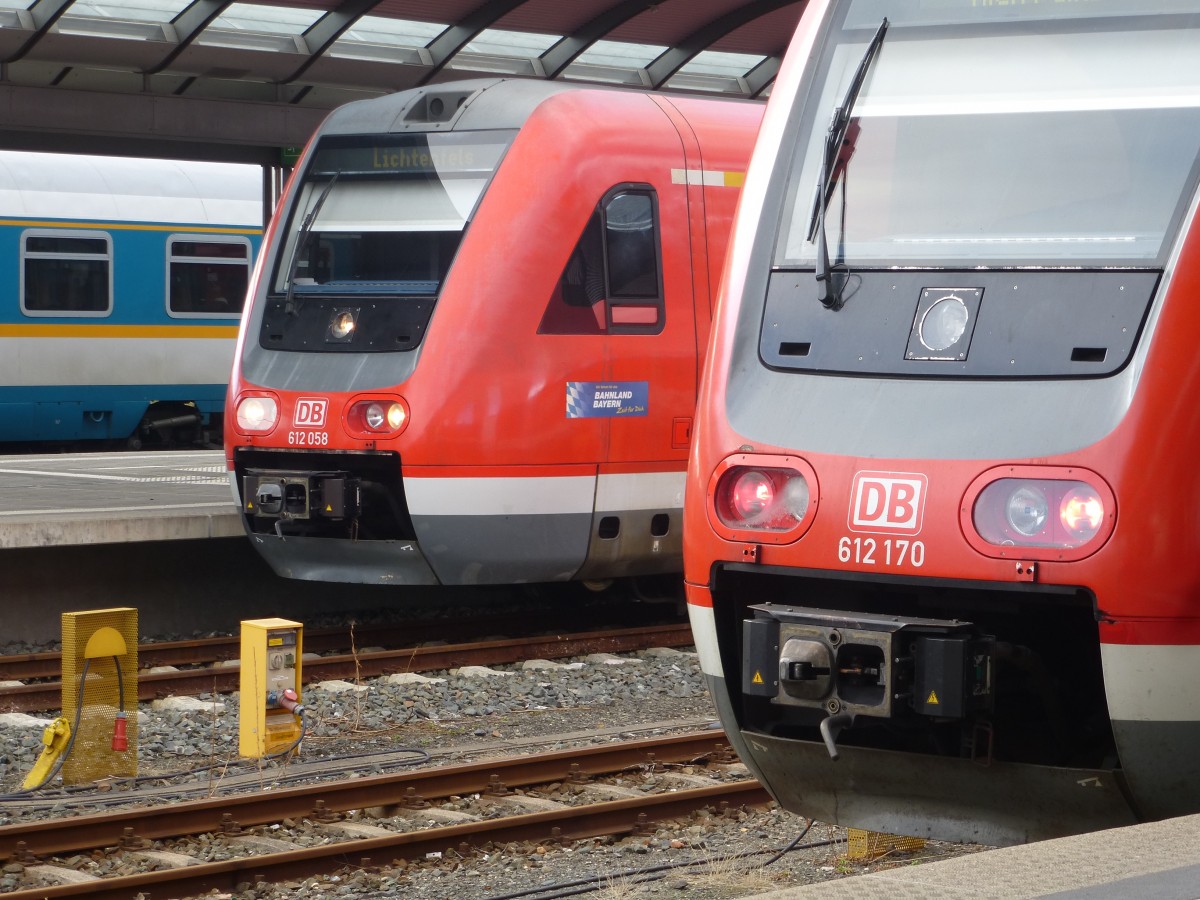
[225, 78, 761, 587]
[685, 0, 1200, 845]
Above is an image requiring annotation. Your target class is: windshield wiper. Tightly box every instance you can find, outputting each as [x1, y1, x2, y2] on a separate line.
[283, 172, 339, 317]
[808, 17, 888, 310]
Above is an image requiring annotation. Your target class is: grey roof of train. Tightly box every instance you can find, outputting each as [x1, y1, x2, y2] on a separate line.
[0, 0, 799, 167]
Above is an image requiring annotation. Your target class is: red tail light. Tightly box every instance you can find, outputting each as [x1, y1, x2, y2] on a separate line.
[727, 470, 776, 520]
[710, 455, 818, 543]
[1059, 485, 1104, 542]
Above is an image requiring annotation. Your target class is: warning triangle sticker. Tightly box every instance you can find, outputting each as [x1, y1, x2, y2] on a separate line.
[926, 690, 939, 705]
[246, 501, 255, 510]
[325, 504, 333, 512]
[752, 671, 764, 685]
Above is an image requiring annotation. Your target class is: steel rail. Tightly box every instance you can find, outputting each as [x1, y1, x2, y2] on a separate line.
[0, 730, 735, 859]
[2, 781, 771, 900]
[0, 601, 682, 680]
[0, 622, 694, 713]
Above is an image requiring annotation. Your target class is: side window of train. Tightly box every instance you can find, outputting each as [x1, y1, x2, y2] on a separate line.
[20, 230, 112, 317]
[166, 236, 253, 317]
[539, 185, 664, 335]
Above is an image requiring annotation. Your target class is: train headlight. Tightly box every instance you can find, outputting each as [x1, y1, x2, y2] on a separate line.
[346, 396, 409, 438]
[328, 309, 358, 343]
[1005, 486, 1048, 536]
[966, 468, 1114, 559]
[235, 395, 279, 434]
[919, 296, 969, 352]
[364, 402, 386, 430]
[709, 455, 818, 543]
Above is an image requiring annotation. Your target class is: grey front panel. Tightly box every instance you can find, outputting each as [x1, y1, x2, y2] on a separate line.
[737, 729, 1138, 846]
[413, 511, 594, 585]
[1110, 719, 1200, 821]
[248, 532, 440, 585]
[702, 672, 776, 791]
[727, 349, 1141, 461]
[729, 269, 1158, 462]
[574, 506, 683, 582]
[241, 344, 426, 395]
[760, 271, 1156, 378]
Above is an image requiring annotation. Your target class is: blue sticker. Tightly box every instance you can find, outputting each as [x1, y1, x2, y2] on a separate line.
[567, 382, 649, 418]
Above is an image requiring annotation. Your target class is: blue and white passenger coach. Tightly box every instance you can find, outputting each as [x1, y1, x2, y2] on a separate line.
[0, 151, 262, 445]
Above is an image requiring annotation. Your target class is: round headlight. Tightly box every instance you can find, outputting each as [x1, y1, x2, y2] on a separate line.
[386, 402, 406, 430]
[781, 475, 811, 522]
[364, 402, 386, 430]
[235, 396, 278, 433]
[330, 311, 356, 340]
[919, 296, 969, 352]
[1006, 485, 1048, 536]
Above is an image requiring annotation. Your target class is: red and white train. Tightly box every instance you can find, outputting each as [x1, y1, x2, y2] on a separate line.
[225, 78, 761, 587]
[685, 0, 1200, 845]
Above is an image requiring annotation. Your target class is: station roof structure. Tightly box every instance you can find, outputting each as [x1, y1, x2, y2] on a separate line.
[0, 0, 806, 166]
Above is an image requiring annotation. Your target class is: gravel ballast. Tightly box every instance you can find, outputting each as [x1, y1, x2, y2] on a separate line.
[0, 642, 984, 899]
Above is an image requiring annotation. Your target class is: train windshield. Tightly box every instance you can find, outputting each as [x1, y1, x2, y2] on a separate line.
[778, 1, 1200, 269]
[273, 130, 514, 294]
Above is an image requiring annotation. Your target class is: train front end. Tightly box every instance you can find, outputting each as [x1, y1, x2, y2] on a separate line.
[226, 82, 527, 585]
[686, 1, 1200, 845]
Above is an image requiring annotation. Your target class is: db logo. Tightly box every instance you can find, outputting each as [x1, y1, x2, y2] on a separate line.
[293, 398, 328, 428]
[848, 471, 927, 535]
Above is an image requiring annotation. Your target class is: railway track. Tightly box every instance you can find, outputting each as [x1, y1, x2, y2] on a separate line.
[0, 598, 684, 680]
[0, 621, 694, 713]
[0, 730, 770, 899]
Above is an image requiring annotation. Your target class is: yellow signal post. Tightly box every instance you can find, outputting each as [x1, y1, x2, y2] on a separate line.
[238, 618, 304, 759]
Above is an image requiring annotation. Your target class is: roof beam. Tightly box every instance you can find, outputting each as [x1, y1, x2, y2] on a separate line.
[0, 82, 324, 162]
[745, 56, 780, 98]
[283, 0, 383, 85]
[645, 0, 798, 90]
[143, 0, 234, 76]
[540, 0, 653, 79]
[1, 0, 77, 65]
[417, 0, 528, 85]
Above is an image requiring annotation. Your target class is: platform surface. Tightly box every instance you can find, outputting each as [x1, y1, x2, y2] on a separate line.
[749, 813, 1200, 899]
[0, 449, 240, 547]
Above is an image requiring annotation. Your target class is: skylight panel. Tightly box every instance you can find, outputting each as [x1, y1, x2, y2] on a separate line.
[334, 15, 443, 51]
[576, 40, 666, 69]
[63, 0, 188, 25]
[466, 28, 559, 57]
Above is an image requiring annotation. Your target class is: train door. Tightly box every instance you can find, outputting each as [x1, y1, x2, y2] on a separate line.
[537, 176, 695, 582]
[571, 142, 702, 581]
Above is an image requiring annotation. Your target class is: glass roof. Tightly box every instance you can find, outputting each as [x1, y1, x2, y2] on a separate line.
[334, 15, 443, 51]
[679, 50, 766, 79]
[576, 39, 667, 70]
[62, 0, 189, 25]
[11, 0, 776, 96]
[467, 28, 560, 57]
[207, 2, 322, 36]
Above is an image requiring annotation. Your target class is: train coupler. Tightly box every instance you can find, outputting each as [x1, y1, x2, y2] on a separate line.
[742, 604, 994, 723]
[243, 470, 360, 521]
